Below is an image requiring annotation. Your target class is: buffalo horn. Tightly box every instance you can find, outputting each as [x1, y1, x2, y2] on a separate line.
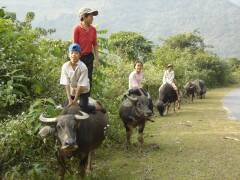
[75, 111, 89, 120]
[125, 95, 138, 102]
[39, 114, 57, 123]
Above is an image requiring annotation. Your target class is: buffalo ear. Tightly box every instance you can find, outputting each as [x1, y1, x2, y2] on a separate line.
[38, 126, 56, 139]
[163, 102, 169, 107]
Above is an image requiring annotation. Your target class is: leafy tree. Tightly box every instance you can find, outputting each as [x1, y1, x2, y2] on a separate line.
[163, 31, 205, 52]
[154, 33, 232, 88]
[97, 28, 108, 53]
[0, 7, 16, 20]
[228, 57, 240, 70]
[227, 57, 240, 83]
[108, 31, 152, 61]
[0, 8, 68, 117]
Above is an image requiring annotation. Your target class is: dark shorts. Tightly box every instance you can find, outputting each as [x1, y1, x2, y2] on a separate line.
[71, 93, 96, 113]
[81, 53, 94, 93]
[128, 88, 148, 96]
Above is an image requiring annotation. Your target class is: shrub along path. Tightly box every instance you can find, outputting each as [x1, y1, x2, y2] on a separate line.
[88, 86, 240, 180]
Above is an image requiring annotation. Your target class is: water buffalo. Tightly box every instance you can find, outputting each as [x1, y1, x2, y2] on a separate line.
[38, 104, 108, 179]
[157, 83, 180, 116]
[192, 79, 207, 99]
[119, 93, 153, 151]
[184, 81, 197, 102]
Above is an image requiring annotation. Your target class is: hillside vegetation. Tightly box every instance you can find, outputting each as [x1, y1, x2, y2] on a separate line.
[2, 0, 240, 57]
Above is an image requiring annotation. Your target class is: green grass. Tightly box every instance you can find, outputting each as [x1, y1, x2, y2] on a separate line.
[87, 86, 240, 180]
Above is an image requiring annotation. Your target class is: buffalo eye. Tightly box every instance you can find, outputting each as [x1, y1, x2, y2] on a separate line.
[73, 124, 77, 130]
[57, 124, 62, 130]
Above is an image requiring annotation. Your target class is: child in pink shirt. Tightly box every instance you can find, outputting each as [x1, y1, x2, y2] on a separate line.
[128, 61, 153, 112]
[128, 61, 146, 96]
[129, 61, 144, 90]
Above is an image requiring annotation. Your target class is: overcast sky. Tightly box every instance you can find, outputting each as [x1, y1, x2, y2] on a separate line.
[1, 0, 240, 21]
[229, 0, 240, 5]
[1, 0, 106, 20]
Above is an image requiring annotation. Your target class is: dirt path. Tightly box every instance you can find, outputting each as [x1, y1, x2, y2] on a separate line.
[223, 87, 240, 120]
[85, 86, 240, 180]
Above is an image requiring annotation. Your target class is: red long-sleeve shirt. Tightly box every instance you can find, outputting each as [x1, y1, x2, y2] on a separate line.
[73, 24, 97, 55]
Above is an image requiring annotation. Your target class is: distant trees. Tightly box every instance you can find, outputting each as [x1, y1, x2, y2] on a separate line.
[228, 57, 240, 83]
[154, 32, 232, 87]
[108, 31, 152, 61]
[228, 57, 240, 70]
[163, 31, 205, 52]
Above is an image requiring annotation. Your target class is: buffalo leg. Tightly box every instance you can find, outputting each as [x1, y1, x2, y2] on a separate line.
[148, 98, 154, 114]
[86, 151, 93, 174]
[166, 104, 170, 115]
[125, 124, 133, 149]
[56, 151, 66, 180]
[138, 123, 145, 152]
[177, 100, 181, 110]
[79, 154, 88, 178]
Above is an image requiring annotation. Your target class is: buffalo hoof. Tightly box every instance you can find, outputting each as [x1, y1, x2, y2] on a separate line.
[125, 144, 129, 150]
[138, 146, 143, 154]
[86, 168, 92, 175]
[57, 173, 65, 180]
[125, 142, 131, 150]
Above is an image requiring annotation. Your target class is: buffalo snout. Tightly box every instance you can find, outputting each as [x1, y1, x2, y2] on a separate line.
[64, 138, 77, 147]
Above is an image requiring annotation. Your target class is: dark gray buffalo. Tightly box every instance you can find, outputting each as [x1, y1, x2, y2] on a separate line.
[192, 79, 207, 99]
[184, 81, 197, 102]
[38, 104, 108, 179]
[119, 93, 153, 151]
[157, 83, 180, 116]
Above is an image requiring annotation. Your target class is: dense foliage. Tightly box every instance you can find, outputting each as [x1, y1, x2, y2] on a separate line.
[108, 31, 153, 62]
[154, 32, 232, 87]
[0, 9, 69, 119]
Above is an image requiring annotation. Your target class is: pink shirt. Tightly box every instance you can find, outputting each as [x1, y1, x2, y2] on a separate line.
[129, 71, 143, 89]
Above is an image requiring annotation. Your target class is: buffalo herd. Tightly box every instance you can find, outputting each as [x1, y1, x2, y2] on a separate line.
[38, 79, 206, 179]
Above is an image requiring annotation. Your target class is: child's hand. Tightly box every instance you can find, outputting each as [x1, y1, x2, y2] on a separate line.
[68, 99, 78, 107]
[68, 99, 74, 107]
[72, 99, 78, 105]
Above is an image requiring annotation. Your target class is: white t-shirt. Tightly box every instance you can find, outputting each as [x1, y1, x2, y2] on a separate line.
[129, 71, 143, 89]
[162, 69, 174, 84]
[60, 60, 90, 94]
